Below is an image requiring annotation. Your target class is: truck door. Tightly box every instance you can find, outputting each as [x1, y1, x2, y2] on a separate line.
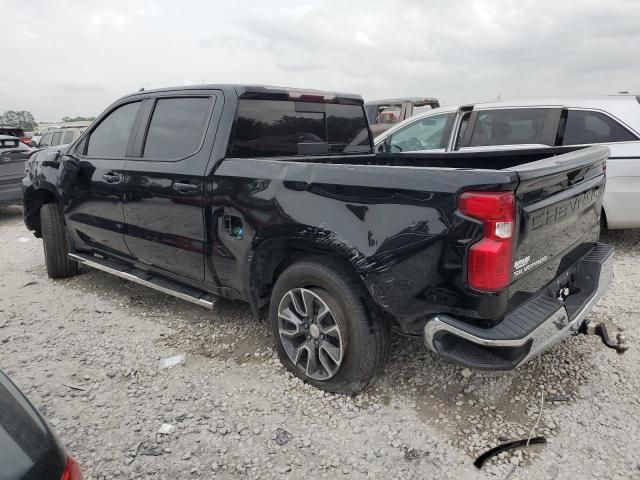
[65, 100, 143, 257]
[121, 92, 220, 282]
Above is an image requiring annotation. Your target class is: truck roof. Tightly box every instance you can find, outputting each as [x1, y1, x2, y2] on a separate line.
[365, 97, 439, 105]
[122, 84, 364, 105]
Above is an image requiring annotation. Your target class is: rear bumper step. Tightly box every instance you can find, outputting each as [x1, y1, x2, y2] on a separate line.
[423, 242, 614, 369]
[68, 253, 217, 309]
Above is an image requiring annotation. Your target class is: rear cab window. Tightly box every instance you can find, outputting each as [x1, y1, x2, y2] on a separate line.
[366, 103, 403, 125]
[229, 98, 371, 158]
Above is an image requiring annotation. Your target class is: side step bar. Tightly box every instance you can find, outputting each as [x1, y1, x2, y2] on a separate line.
[68, 253, 217, 309]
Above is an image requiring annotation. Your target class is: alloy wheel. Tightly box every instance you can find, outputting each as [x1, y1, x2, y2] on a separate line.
[277, 287, 344, 381]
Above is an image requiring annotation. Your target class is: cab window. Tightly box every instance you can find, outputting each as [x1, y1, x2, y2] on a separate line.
[86, 101, 141, 158]
[142, 97, 211, 160]
[388, 113, 453, 152]
[469, 109, 549, 147]
[562, 110, 637, 145]
[375, 104, 402, 124]
[454, 112, 472, 150]
[62, 130, 74, 144]
[51, 131, 62, 146]
[39, 133, 53, 147]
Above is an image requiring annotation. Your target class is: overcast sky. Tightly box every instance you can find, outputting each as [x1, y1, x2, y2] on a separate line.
[4, 0, 639, 121]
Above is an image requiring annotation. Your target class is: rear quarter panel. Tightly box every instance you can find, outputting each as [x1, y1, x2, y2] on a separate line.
[208, 157, 518, 334]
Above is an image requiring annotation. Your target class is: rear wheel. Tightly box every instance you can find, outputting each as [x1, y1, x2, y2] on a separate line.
[270, 257, 389, 394]
[40, 203, 78, 278]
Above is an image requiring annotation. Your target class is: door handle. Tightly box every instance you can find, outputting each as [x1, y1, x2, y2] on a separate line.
[103, 173, 121, 183]
[173, 182, 199, 192]
[568, 175, 585, 186]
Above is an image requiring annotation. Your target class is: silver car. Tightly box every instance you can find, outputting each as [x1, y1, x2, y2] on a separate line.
[374, 95, 640, 229]
[0, 135, 31, 205]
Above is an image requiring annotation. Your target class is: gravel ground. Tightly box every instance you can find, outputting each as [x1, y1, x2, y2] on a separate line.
[1, 204, 639, 479]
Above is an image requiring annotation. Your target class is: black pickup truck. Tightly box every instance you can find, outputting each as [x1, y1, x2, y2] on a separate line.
[22, 85, 613, 394]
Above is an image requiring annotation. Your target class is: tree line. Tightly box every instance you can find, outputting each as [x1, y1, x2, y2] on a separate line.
[1, 110, 96, 131]
[0, 111, 37, 131]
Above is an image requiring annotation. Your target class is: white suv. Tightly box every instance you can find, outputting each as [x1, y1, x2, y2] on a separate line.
[37, 126, 87, 149]
[374, 95, 640, 229]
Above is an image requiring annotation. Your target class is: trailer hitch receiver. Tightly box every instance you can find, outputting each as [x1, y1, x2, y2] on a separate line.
[579, 320, 628, 353]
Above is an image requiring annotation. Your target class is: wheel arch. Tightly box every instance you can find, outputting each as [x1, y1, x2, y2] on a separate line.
[247, 233, 383, 322]
[23, 186, 60, 237]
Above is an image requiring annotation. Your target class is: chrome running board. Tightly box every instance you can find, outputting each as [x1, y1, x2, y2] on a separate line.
[68, 253, 217, 309]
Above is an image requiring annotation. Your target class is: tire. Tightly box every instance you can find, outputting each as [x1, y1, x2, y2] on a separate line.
[269, 257, 389, 394]
[40, 203, 78, 278]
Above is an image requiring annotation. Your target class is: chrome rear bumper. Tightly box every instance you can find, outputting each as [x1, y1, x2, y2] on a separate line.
[423, 243, 614, 370]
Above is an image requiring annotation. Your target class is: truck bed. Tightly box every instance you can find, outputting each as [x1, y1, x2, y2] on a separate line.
[214, 145, 607, 334]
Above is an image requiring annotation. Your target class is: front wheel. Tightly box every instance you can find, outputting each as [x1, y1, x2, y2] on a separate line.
[40, 203, 78, 278]
[269, 257, 389, 394]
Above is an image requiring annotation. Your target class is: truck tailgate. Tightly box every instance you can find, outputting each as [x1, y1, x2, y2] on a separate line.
[506, 146, 608, 309]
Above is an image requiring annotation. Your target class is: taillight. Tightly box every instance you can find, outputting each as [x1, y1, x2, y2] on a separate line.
[459, 191, 515, 292]
[61, 456, 83, 480]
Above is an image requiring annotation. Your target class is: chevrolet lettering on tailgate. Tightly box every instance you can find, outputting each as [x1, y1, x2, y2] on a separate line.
[530, 186, 603, 231]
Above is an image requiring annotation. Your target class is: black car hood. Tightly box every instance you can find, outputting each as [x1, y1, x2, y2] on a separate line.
[0, 370, 66, 480]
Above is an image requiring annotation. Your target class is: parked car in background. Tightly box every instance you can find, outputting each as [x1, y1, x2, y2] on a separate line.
[365, 97, 440, 135]
[23, 84, 612, 393]
[0, 368, 83, 479]
[375, 95, 640, 229]
[37, 126, 87, 149]
[0, 135, 31, 205]
[24, 132, 36, 143]
[0, 127, 24, 138]
[30, 126, 61, 148]
[0, 126, 32, 146]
